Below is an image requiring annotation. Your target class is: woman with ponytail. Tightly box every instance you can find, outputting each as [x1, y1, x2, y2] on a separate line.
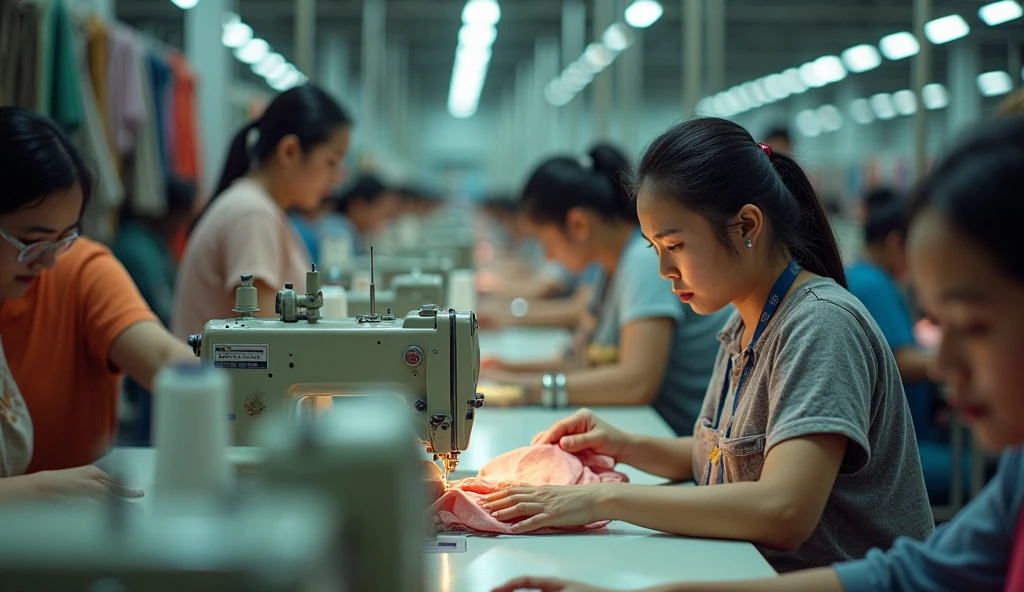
[171, 84, 352, 338]
[482, 143, 731, 434]
[482, 119, 933, 573]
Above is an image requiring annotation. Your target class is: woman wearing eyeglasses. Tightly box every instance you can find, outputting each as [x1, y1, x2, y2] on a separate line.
[0, 107, 194, 501]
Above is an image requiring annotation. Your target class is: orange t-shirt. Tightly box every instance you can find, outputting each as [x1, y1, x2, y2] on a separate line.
[0, 238, 158, 473]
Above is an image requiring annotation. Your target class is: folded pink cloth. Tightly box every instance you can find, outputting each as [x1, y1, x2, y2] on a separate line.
[426, 444, 629, 535]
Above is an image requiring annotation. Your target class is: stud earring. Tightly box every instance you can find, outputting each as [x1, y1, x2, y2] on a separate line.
[745, 239, 754, 248]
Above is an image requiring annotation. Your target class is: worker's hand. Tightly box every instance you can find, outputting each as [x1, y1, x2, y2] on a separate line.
[482, 484, 605, 533]
[531, 408, 634, 461]
[492, 577, 612, 592]
[33, 465, 145, 501]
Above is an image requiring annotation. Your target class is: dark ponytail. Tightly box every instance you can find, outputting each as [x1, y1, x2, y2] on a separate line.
[909, 116, 1024, 282]
[521, 143, 635, 226]
[193, 84, 352, 233]
[634, 117, 847, 288]
[0, 106, 94, 215]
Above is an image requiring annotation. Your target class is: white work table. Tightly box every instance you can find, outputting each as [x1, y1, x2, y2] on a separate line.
[104, 407, 774, 591]
[103, 329, 774, 590]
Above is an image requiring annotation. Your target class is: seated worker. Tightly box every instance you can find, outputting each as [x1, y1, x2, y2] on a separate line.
[0, 107, 193, 499]
[111, 178, 197, 445]
[481, 119, 933, 574]
[331, 174, 402, 258]
[847, 200, 962, 502]
[481, 144, 731, 435]
[493, 110, 1024, 592]
[172, 84, 352, 339]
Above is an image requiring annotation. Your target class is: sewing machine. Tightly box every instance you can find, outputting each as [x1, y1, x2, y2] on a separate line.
[0, 397, 428, 592]
[348, 272, 445, 317]
[186, 261, 483, 475]
[348, 254, 455, 292]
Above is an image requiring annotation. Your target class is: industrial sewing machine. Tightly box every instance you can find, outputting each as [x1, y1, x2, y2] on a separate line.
[186, 258, 483, 475]
[348, 271, 445, 317]
[348, 253, 456, 292]
[0, 397, 428, 592]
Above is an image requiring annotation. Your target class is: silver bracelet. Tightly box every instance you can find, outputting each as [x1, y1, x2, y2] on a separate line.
[541, 373, 568, 408]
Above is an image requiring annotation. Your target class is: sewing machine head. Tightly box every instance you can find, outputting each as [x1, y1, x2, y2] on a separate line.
[187, 260, 483, 473]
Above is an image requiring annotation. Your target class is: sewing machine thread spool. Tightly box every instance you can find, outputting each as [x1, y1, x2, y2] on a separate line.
[448, 269, 476, 312]
[152, 364, 233, 507]
[320, 286, 348, 318]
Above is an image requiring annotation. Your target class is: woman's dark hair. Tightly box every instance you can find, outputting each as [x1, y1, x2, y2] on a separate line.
[0, 106, 93, 216]
[335, 175, 387, 214]
[634, 117, 847, 288]
[909, 116, 1024, 282]
[195, 84, 352, 231]
[521, 144, 635, 226]
[864, 201, 908, 245]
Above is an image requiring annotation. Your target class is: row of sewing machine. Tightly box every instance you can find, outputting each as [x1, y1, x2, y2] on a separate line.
[0, 210, 487, 591]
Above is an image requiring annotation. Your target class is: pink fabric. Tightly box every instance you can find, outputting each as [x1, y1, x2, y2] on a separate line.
[427, 444, 629, 535]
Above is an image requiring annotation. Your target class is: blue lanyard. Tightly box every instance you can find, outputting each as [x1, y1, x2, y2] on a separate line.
[704, 259, 802, 486]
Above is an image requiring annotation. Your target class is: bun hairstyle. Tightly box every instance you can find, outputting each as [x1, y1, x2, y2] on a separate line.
[634, 117, 847, 288]
[521, 143, 635, 226]
[909, 116, 1024, 282]
[192, 84, 352, 233]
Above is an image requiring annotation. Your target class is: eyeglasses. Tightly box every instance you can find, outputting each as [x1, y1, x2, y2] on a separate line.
[0, 226, 79, 264]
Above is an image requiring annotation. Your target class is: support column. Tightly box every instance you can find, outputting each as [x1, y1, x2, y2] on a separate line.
[911, 0, 931, 179]
[186, 0, 235, 196]
[561, 0, 586, 151]
[617, 18, 642, 153]
[361, 0, 386, 159]
[318, 31, 351, 103]
[706, 0, 725, 95]
[946, 40, 980, 137]
[295, 0, 316, 76]
[683, 0, 703, 113]
[592, 0, 614, 141]
[536, 37, 561, 155]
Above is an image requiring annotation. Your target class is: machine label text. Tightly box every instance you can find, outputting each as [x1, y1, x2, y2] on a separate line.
[213, 344, 269, 370]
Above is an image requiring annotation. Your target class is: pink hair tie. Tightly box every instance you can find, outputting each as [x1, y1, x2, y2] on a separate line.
[758, 143, 772, 158]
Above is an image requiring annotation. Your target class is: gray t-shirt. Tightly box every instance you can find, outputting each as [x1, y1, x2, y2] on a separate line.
[691, 277, 934, 572]
[588, 231, 730, 433]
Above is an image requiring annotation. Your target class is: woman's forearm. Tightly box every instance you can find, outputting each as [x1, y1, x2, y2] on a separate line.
[596, 480, 809, 551]
[618, 435, 695, 481]
[644, 568, 842, 592]
[563, 365, 661, 406]
[0, 473, 45, 501]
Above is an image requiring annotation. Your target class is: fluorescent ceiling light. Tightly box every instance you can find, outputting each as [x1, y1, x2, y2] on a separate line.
[563, 63, 592, 91]
[582, 43, 615, 71]
[842, 44, 882, 74]
[264, 62, 290, 81]
[222, 21, 253, 48]
[869, 93, 897, 120]
[922, 83, 949, 109]
[712, 91, 738, 117]
[814, 55, 847, 84]
[925, 14, 970, 44]
[978, 1, 1023, 26]
[545, 80, 573, 107]
[799, 62, 826, 88]
[462, 0, 501, 27]
[817, 105, 843, 133]
[764, 73, 790, 100]
[253, 53, 285, 77]
[782, 68, 809, 94]
[235, 38, 269, 64]
[696, 97, 714, 114]
[602, 24, 631, 52]
[747, 80, 770, 104]
[171, 0, 199, 8]
[849, 99, 876, 125]
[977, 70, 1013, 96]
[269, 64, 297, 86]
[795, 109, 822, 137]
[625, 0, 664, 28]
[892, 89, 918, 115]
[458, 24, 497, 48]
[879, 32, 920, 60]
[729, 87, 754, 111]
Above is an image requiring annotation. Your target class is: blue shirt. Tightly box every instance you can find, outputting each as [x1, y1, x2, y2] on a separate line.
[110, 222, 175, 326]
[587, 230, 732, 434]
[847, 260, 938, 440]
[289, 212, 363, 265]
[836, 446, 1024, 591]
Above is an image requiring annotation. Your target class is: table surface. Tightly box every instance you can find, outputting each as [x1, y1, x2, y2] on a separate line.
[106, 405, 774, 591]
